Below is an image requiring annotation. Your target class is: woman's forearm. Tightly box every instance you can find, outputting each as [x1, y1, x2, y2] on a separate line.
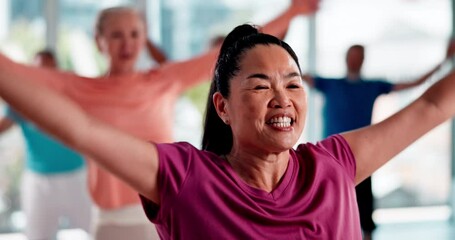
[420, 70, 455, 120]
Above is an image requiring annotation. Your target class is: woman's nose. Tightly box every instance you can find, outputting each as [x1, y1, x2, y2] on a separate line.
[269, 89, 291, 108]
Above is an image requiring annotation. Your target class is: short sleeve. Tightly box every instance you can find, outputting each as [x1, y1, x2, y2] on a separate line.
[140, 142, 196, 223]
[313, 76, 329, 92]
[373, 80, 393, 95]
[317, 134, 356, 181]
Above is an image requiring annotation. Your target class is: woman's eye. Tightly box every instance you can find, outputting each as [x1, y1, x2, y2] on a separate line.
[254, 85, 269, 90]
[287, 84, 301, 89]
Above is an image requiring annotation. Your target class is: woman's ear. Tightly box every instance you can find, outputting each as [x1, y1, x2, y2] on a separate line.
[213, 92, 230, 125]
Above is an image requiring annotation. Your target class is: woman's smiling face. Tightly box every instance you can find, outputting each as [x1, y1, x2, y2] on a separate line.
[218, 44, 307, 154]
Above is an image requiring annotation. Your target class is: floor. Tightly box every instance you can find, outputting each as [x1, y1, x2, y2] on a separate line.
[0, 221, 454, 239]
[0, 229, 90, 240]
[374, 221, 455, 240]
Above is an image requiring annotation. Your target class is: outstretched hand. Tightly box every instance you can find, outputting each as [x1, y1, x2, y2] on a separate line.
[291, 0, 320, 15]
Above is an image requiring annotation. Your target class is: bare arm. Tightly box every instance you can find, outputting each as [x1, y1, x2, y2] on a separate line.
[342, 71, 455, 184]
[392, 62, 443, 91]
[0, 53, 161, 203]
[261, 0, 318, 38]
[393, 39, 455, 92]
[145, 39, 167, 65]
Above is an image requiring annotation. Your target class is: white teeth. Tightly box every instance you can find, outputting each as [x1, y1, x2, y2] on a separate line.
[269, 117, 291, 123]
[268, 117, 292, 127]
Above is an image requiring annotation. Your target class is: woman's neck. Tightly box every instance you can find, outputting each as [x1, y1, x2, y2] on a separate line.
[226, 148, 290, 192]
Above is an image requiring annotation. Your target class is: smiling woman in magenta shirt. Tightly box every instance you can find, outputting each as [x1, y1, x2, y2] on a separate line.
[2, 14, 455, 239]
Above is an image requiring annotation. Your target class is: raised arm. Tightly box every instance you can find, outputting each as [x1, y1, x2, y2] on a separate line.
[392, 62, 443, 91]
[261, 0, 319, 38]
[0, 53, 161, 203]
[162, 0, 319, 90]
[393, 40, 455, 92]
[342, 70, 455, 184]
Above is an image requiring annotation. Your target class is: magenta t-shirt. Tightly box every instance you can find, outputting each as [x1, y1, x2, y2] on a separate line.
[140, 135, 361, 239]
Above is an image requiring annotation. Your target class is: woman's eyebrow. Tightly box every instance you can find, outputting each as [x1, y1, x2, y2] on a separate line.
[285, 72, 301, 79]
[246, 73, 269, 80]
[246, 72, 301, 80]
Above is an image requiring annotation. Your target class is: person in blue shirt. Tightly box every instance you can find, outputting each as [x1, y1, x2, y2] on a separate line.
[303, 44, 447, 240]
[0, 50, 92, 240]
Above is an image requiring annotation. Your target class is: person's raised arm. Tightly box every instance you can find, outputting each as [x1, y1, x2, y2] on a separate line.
[261, 0, 318, 39]
[342, 70, 455, 184]
[162, 0, 320, 91]
[392, 62, 443, 91]
[0, 53, 161, 203]
[393, 40, 455, 92]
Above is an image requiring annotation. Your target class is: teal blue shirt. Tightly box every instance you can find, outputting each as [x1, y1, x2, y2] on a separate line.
[5, 106, 85, 174]
[314, 76, 393, 138]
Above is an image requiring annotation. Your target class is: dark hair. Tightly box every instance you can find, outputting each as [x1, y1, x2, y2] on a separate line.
[201, 24, 302, 155]
[346, 44, 364, 55]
